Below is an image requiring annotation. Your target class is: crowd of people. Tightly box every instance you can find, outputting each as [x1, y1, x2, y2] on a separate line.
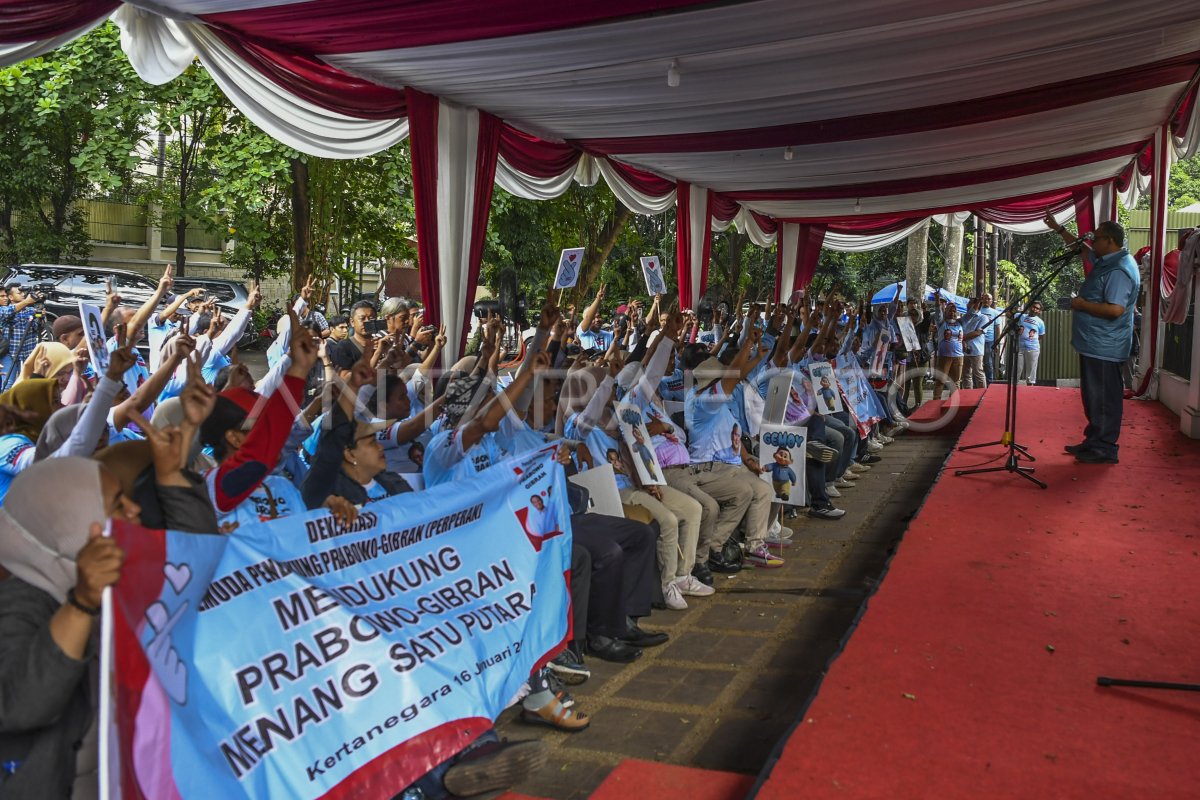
[0, 260, 1004, 799]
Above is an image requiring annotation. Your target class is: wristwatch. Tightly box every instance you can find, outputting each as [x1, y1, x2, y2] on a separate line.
[67, 587, 101, 616]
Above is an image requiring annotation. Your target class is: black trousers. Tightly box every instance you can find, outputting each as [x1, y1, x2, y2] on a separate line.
[1079, 354, 1124, 459]
[569, 544, 591, 649]
[571, 514, 658, 639]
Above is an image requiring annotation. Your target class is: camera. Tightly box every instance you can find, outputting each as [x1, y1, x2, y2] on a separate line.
[363, 318, 389, 335]
[26, 282, 57, 302]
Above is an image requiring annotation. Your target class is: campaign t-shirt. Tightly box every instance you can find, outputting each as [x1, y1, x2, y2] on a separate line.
[959, 311, 988, 357]
[205, 471, 304, 534]
[684, 382, 743, 466]
[105, 336, 151, 398]
[1015, 314, 1046, 351]
[362, 479, 391, 503]
[576, 325, 614, 352]
[979, 306, 1002, 342]
[146, 316, 179, 373]
[423, 427, 503, 487]
[0, 433, 35, 505]
[936, 321, 965, 357]
[565, 413, 632, 490]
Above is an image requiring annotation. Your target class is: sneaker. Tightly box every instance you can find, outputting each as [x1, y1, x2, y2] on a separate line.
[825, 483, 842, 498]
[839, 470, 859, 481]
[662, 580, 688, 610]
[764, 530, 794, 547]
[835, 477, 856, 489]
[877, 434, 894, 444]
[866, 439, 883, 453]
[859, 454, 883, 464]
[850, 462, 872, 473]
[745, 545, 785, 568]
[675, 574, 715, 597]
[443, 739, 549, 797]
[548, 648, 590, 685]
[808, 505, 847, 520]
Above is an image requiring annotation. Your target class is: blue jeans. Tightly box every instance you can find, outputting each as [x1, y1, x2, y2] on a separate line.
[825, 413, 860, 474]
[0, 354, 18, 392]
[983, 341, 995, 384]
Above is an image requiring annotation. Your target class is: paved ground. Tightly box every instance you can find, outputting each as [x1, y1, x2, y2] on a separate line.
[498, 427, 966, 800]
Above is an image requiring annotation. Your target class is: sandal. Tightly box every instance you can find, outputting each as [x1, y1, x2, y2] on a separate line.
[520, 695, 590, 732]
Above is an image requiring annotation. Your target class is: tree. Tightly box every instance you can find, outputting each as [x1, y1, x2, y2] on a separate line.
[0, 23, 149, 264]
[145, 63, 233, 276]
[904, 219, 932, 300]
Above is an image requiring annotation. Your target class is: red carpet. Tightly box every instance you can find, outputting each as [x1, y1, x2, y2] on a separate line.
[754, 386, 1200, 800]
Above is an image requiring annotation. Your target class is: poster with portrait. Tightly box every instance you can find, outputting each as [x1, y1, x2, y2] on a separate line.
[79, 301, 109, 375]
[869, 329, 891, 376]
[807, 362, 844, 415]
[615, 402, 666, 486]
[639, 256, 667, 296]
[896, 316, 921, 352]
[758, 423, 807, 507]
[553, 247, 586, 289]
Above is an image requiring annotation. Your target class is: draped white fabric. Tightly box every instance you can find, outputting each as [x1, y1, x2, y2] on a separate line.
[435, 102, 483, 362]
[1173, 92, 1200, 160]
[683, 184, 709, 310]
[823, 221, 928, 253]
[113, 5, 195, 85]
[179, 23, 409, 158]
[777, 223, 800, 300]
[733, 207, 776, 247]
[0, 19, 109, 68]
[1162, 233, 1199, 324]
[595, 159, 676, 215]
[494, 156, 579, 200]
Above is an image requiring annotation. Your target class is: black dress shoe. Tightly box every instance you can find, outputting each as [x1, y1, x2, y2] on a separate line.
[586, 636, 642, 663]
[691, 562, 714, 586]
[1075, 450, 1118, 464]
[707, 554, 742, 574]
[1064, 442, 1087, 455]
[620, 622, 669, 648]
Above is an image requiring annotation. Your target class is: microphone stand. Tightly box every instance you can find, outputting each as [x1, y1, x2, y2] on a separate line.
[954, 244, 1083, 488]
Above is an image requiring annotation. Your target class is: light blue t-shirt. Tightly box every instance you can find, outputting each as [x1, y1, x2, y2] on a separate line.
[423, 428, 503, 487]
[979, 306, 1002, 342]
[959, 311, 988, 357]
[576, 325, 614, 352]
[0, 434, 35, 505]
[564, 413, 632, 490]
[1014, 315, 1046, 351]
[146, 316, 178, 373]
[936, 321, 964, 358]
[684, 383, 743, 466]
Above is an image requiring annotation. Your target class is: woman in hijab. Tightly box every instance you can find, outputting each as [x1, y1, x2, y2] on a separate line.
[16, 342, 76, 390]
[0, 457, 138, 799]
[0, 378, 63, 504]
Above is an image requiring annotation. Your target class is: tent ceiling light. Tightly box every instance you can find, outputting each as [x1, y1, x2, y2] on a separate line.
[667, 60, 680, 88]
[854, 198, 862, 212]
[783, 146, 794, 161]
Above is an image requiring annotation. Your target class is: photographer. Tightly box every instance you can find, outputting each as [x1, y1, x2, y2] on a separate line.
[0, 284, 48, 392]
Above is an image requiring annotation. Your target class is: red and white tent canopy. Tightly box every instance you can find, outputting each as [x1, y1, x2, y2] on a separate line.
[4, 0, 1200, 358]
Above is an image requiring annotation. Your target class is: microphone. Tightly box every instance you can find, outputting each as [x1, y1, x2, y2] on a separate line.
[1065, 231, 1094, 253]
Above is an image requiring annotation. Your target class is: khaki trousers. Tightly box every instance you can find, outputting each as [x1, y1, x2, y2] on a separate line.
[621, 484, 702, 586]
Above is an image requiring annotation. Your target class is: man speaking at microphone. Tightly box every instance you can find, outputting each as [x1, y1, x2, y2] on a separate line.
[1043, 214, 1140, 465]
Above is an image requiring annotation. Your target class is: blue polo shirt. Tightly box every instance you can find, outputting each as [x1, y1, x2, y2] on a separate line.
[959, 311, 988, 357]
[1074, 248, 1140, 362]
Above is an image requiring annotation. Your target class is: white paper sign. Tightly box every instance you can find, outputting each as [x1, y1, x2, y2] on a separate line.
[553, 247, 586, 289]
[639, 255, 667, 296]
[807, 362, 844, 415]
[896, 316, 921, 352]
[759, 423, 808, 506]
[614, 402, 666, 486]
[80, 301, 110, 375]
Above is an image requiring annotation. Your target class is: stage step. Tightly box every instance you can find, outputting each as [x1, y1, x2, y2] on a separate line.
[588, 759, 754, 800]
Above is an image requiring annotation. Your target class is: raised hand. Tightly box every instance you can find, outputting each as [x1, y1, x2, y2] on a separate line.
[74, 524, 126, 609]
[158, 263, 174, 294]
[285, 309, 318, 378]
[300, 275, 315, 302]
[245, 281, 263, 310]
[106, 323, 138, 380]
[180, 354, 216, 427]
[538, 296, 561, 330]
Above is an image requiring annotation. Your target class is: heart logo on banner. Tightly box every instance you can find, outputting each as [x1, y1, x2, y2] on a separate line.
[649, 262, 656, 269]
[164, 562, 192, 594]
[568, 253, 577, 262]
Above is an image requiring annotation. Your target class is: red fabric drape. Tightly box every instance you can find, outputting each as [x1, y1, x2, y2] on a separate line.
[1071, 188, 1098, 275]
[498, 125, 580, 178]
[975, 189, 1076, 225]
[604, 157, 675, 198]
[1135, 123, 1173, 398]
[212, 29, 406, 119]
[710, 192, 740, 223]
[794, 224, 827, 290]
[202, 0, 713, 54]
[0, 0, 117, 42]
[406, 89, 442, 332]
[751, 211, 779, 237]
[460, 113, 502, 357]
[1171, 83, 1198, 138]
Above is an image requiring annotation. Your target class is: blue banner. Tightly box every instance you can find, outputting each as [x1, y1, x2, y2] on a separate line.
[112, 446, 572, 799]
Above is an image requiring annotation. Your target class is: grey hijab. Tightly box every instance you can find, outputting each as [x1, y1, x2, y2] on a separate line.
[0, 457, 106, 603]
[35, 404, 88, 461]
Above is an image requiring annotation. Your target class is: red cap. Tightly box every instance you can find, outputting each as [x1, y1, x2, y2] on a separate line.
[219, 387, 262, 417]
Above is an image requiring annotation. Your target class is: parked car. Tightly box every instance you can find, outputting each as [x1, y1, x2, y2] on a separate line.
[1, 265, 256, 351]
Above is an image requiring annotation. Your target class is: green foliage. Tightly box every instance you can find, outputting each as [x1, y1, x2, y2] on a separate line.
[1167, 154, 1200, 209]
[0, 23, 148, 263]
